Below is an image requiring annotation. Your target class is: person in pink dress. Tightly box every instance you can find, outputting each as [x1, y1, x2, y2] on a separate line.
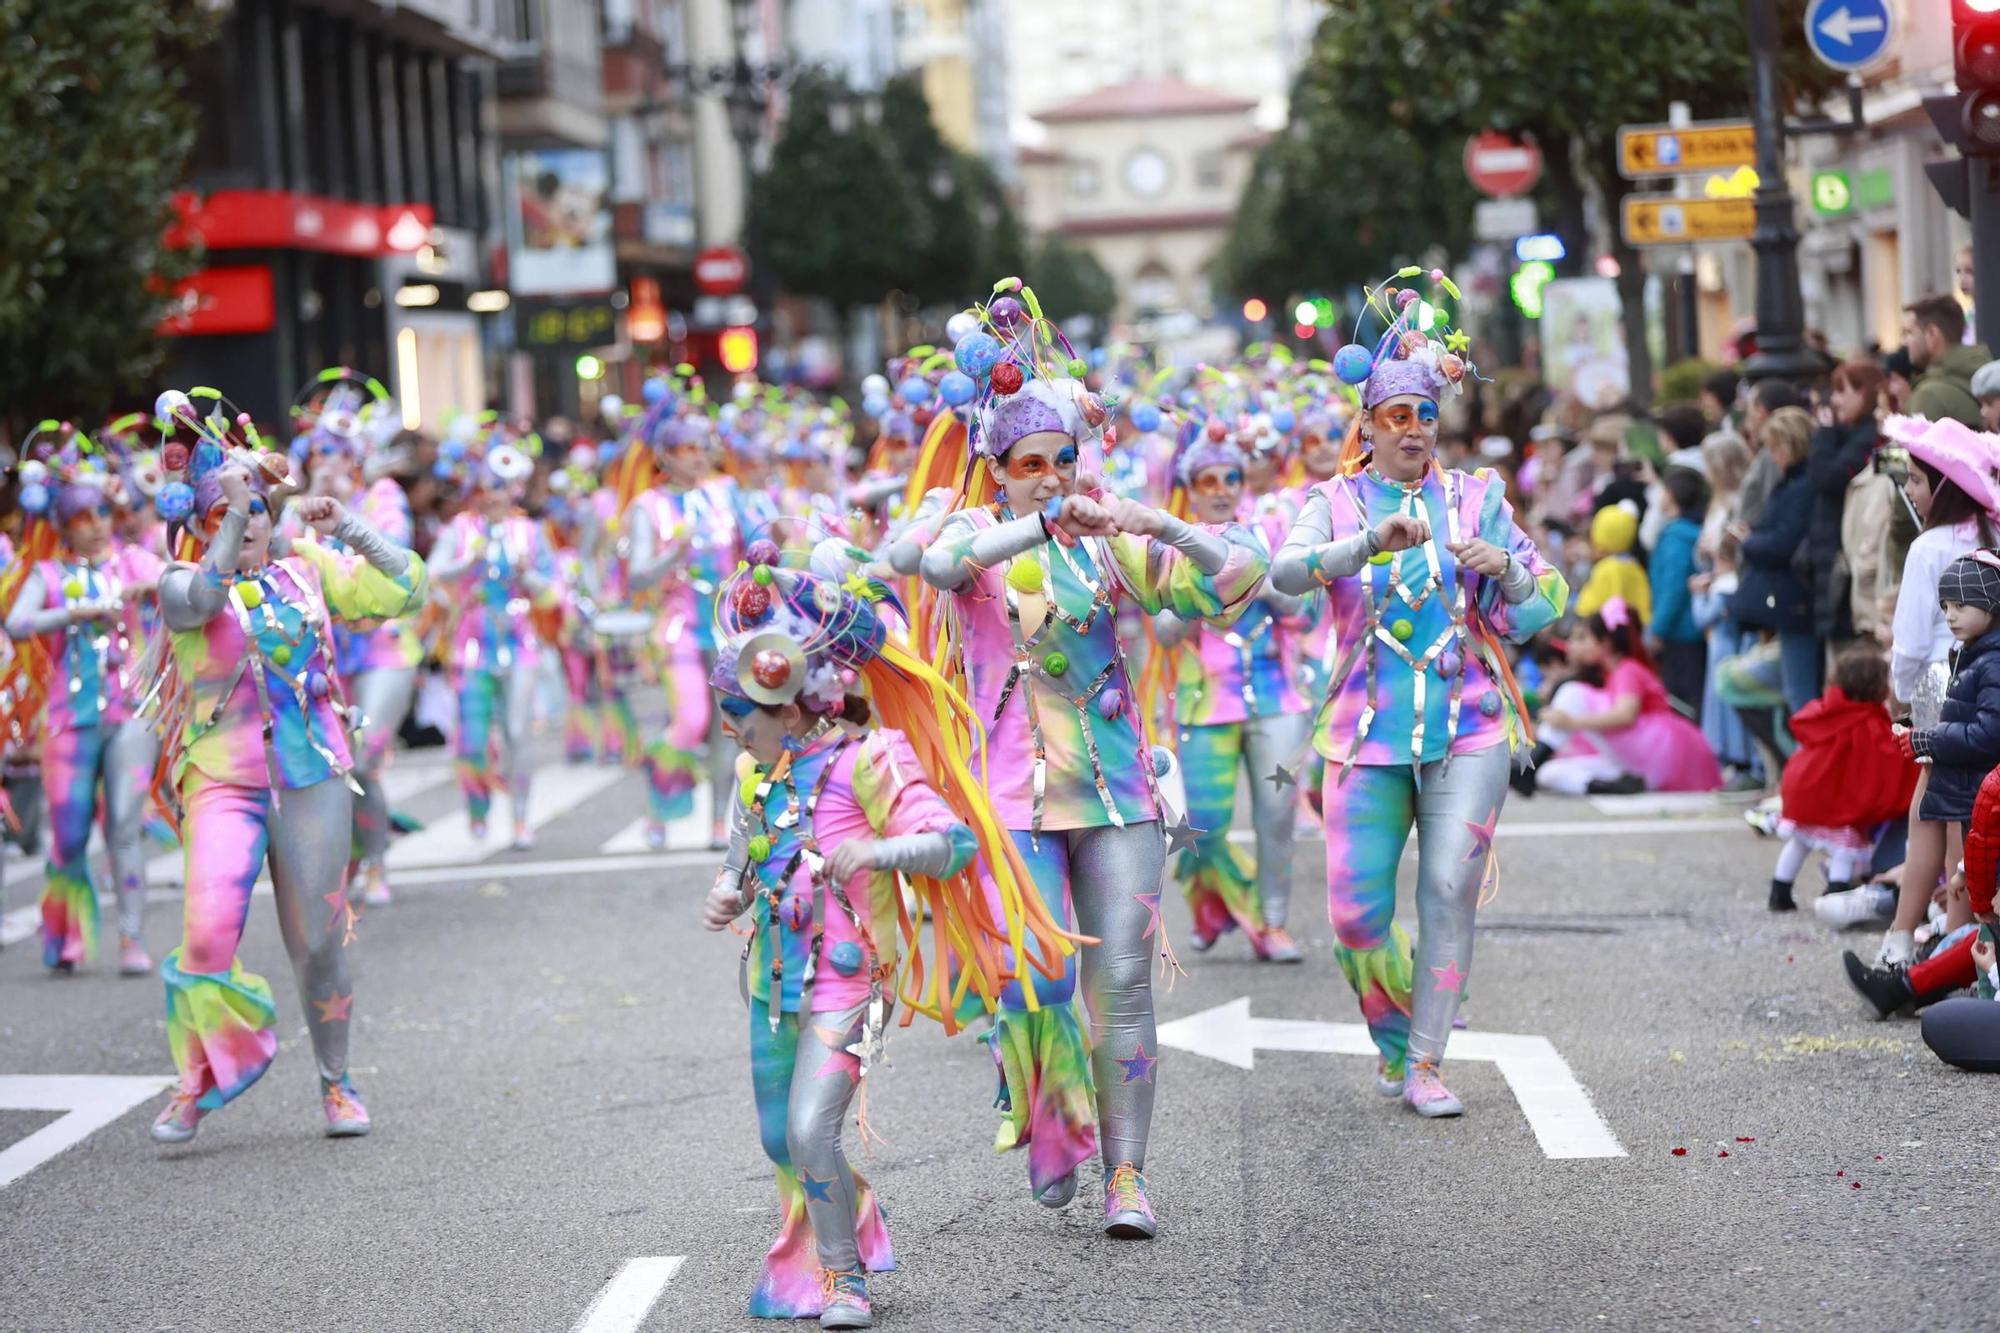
[1528, 598, 1723, 795]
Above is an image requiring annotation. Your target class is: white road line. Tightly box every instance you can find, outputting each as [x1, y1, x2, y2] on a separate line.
[0, 1074, 176, 1191]
[1225, 815, 1749, 846]
[570, 1256, 685, 1333]
[599, 785, 714, 855]
[1157, 997, 1626, 1160]
[389, 764, 624, 868]
[1587, 791, 1733, 817]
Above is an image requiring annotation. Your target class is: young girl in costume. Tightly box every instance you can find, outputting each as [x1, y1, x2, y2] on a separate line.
[1272, 268, 1568, 1117]
[1154, 426, 1315, 961]
[427, 420, 556, 849]
[700, 556, 1069, 1329]
[282, 372, 421, 904]
[1522, 600, 1721, 797]
[914, 280, 1266, 1235]
[143, 389, 427, 1143]
[1, 428, 165, 973]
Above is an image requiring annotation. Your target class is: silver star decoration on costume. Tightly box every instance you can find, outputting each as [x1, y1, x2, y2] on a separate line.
[1163, 815, 1202, 856]
[1267, 763, 1298, 791]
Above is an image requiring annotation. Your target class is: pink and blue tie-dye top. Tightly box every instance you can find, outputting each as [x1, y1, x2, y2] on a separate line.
[170, 542, 428, 789]
[1171, 509, 1310, 726]
[743, 729, 975, 1014]
[26, 545, 165, 735]
[284, 479, 421, 677]
[629, 484, 741, 652]
[931, 506, 1267, 831]
[436, 511, 556, 674]
[1296, 466, 1566, 767]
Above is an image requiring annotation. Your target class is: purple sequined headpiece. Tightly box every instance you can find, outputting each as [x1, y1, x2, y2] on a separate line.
[978, 378, 1082, 458]
[1176, 440, 1246, 487]
[1363, 357, 1449, 410]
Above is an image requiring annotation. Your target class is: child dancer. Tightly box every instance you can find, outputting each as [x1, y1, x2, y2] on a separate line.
[143, 392, 426, 1142]
[700, 556, 1068, 1328]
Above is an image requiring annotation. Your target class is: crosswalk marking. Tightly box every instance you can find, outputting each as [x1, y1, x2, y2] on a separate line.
[0, 1075, 175, 1191]
[389, 764, 625, 869]
[571, 1257, 685, 1333]
[598, 785, 714, 855]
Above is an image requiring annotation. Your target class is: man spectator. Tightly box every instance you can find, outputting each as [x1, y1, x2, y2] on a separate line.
[1902, 294, 1990, 427]
[1736, 378, 1803, 529]
[1973, 360, 2000, 432]
[1883, 347, 1915, 414]
[1699, 368, 1742, 429]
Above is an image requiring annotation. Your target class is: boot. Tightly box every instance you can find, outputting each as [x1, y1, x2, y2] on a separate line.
[1585, 773, 1646, 796]
[1842, 949, 1914, 1020]
[1768, 878, 1797, 913]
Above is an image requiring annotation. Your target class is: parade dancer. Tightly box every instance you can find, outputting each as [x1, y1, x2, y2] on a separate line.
[1154, 429, 1315, 961]
[143, 393, 427, 1142]
[428, 426, 556, 849]
[1, 433, 165, 973]
[700, 555, 1069, 1328]
[918, 282, 1265, 1235]
[1271, 270, 1567, 1117]
[284, 373, 421, 904]
[626, 410, 741, 848]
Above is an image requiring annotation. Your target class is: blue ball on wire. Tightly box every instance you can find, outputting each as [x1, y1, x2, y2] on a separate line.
[1333, 343, 1374, 386]
[955, 332, 1003, 379]
[898, 376, 933, 406]
[1131, 402, 1162, 434]
[938, 370, 977, 407]
[155, 481, 193, 523]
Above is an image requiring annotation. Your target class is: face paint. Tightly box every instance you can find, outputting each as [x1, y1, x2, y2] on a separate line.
[1005, 445, 1080, 480]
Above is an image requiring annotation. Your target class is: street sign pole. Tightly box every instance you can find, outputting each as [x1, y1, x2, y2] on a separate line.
[1743, 0, 1821, 384]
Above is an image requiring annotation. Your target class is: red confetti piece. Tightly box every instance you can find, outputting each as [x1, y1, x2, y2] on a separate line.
[1852, 1182, 1862, 1190]
[1718, 1150, 1730, 1158]
[1874, 1155, 1883, 1161]
[1786, 954, 1795, 963]
[1736, 1136, 1756, 1143]
[1836, 1170, 1845, 1177]
[1671, 1147, 1688, 1156]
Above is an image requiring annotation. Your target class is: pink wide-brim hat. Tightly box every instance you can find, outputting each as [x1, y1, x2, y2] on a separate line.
[1883, 414, 2000, 516]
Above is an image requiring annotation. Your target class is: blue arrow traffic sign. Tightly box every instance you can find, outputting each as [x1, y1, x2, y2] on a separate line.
[1805, 0, 1894, 72]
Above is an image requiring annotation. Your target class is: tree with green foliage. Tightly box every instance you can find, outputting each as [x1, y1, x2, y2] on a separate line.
[1029, 235, 1117, 333]
[1225, 0, 1840, 402]
[0, 0, 215, 430]
[752, 70, 930, 319]
[879, 73, 985, 306]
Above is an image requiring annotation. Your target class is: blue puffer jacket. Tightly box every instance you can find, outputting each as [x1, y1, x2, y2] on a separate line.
[1913, 625, 2000, 821]
[1730, 460, 1813, 634]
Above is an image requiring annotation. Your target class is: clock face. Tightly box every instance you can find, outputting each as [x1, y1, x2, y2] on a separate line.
[1124, 148, 1171, 198]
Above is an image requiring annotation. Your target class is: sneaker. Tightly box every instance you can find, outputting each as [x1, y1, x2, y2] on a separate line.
[1103, 1161, 1157, 1238]
[643, 821, 668, 852]
[322, 1076, 371, 1137]
[469, 819, 488, 843]
[1876, 928, 1916, 967]
[1035, 1168, 1077, 1209]
[1744, 803, 1782, 838]
[1842, 949, 1914, 1021]
[151, 1088, 204, 1144]
[1375, 1058, 1406, 1098]
[1815, 885, 1896, 931]
[1403, 1060, 1464, 1117]
[118, 935, 153, 977]
[1768, 878, 1797, 912]
[1585, 774, 1645, 796]
[510, 825, 536, 852]
[361, 867, 393, 907]
[1186, 926, 1218, 954]
[818, 1270, 873, 1330]
[1255, 927, 1303, 963]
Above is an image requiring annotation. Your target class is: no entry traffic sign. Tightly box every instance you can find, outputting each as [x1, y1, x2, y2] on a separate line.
[1464, 131, 1543, 199]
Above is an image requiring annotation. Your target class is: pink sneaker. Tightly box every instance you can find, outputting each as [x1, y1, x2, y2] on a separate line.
[817, 1270, 873, 1330]
[322, 1077, 371, 1137]
[118, 936, 154, 977]
[362, 867, 393, 907]
[1403, 1060, 1464, 1117]
[1103, 1161, 1157, 1238]
[151, 1088, 204, 1144]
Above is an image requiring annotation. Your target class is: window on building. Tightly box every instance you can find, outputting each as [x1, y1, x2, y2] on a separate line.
[1133, 261, 1178, 315]
[1195, 149, 1224, 191]
[1070, 159, 1101, 198]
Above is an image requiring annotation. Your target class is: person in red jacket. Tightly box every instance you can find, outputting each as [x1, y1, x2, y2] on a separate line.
[1769, 646, 1919, 912]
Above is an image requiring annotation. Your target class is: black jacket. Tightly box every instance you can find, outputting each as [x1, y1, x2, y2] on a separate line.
[1806, 419, 1877, 638]
[1913, 625, 2000, 821]
[1730, 460, 1813, 634]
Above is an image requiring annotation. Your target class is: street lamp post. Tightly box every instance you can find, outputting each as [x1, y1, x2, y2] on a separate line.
[1741, 0, 1824, 384]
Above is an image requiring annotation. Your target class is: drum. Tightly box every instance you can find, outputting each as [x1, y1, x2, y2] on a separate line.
[590, 608, 655, 642]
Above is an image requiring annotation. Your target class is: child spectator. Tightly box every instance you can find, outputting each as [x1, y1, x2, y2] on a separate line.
[1769, 646, 1918, 913]
[1649, 469, 1709, 710]
[1914, 765, 2000, 1068]
[1575, 500, 1650, 626]
[1515, 599, 1722, 796]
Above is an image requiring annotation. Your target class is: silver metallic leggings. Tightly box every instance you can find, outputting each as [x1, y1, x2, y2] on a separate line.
[348, 666, 417, 869]
[762, 996, 870, 1271]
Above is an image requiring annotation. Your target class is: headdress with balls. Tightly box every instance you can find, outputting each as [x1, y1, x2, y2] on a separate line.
[1331, 264, 1476, 475]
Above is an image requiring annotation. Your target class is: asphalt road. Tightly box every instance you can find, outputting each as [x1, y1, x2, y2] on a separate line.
[0, 746, 1992, 1333]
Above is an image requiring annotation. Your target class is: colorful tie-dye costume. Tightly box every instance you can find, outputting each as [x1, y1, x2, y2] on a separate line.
[1163, 509, 1316, 952]
[428, 511, 555, 829]
[2, 544, 164, 968]
[922, 506, 1265, 1196]
[150, 515, 426, 1123]
[1272, 465, 1566, 1083]
[724, 730, 978, 1318]
[627, 485, 739, 835]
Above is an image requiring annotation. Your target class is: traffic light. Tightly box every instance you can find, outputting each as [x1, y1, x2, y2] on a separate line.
[1928, 1, 2000, 214]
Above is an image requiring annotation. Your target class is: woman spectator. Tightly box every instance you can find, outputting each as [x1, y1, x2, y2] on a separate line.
[1729, 406, 1820, 714]
[1809, 362, 1883, 648]
[1693, 430, 1759, 785]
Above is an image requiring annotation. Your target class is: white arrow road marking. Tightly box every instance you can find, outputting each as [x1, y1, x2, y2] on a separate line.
[0, 1074, 176, 1191]
[571, 1256, 686, 1333]
[1157, 997, 1627, 1160]
[390, 763, 623, 868]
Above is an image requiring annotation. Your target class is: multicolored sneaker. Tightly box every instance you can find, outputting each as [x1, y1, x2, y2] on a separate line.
[118, 935, 154, 977]
[322, 1076, 371, 1138]
[1255, 927, 1303, 963]
[469, 819, 488, 843]
[1103, 1161, 1157, 1239]
[1403, 1060, 1464, 1117]
[360, 865, 393, 907]
[151, 1088, 204, 1144]
[643, 821, 668, 851]
[1374, 1058, 1406, 1098]
[818, 1270, 873, 1330]
[510, 824, 536, 852]
[1035, 1168, 1078, 1209]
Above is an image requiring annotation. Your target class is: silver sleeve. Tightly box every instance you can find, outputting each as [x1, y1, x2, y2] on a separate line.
[919, 513, 1047, 592]
[1151, 512, 1230, 576]
[868, 830, 961, 879]
[331, 513, 413, 579]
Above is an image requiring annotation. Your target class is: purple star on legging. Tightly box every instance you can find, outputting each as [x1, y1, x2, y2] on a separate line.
[800, 1169, 833, 1203]
[1115, 1042, 1157, 1084]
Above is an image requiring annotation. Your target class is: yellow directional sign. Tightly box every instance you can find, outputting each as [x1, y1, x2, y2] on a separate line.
[1618, 121, 1756, 179]
[1620, 195, 1756, 247]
